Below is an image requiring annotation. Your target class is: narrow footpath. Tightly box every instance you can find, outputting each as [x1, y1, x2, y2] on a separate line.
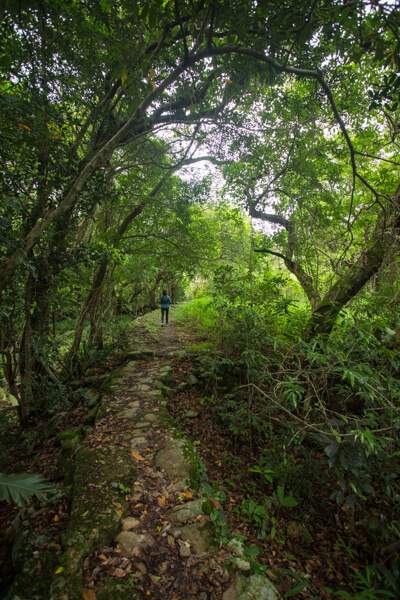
[7, 310, 280, 600]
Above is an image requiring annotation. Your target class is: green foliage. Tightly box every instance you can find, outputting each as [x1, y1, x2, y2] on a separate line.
[175, 296, 220, 339]
[0, 472, 54, 506]
[68, 339, 121, 378]
[118, 483, 132, 494]
[240, 498, 270, 540]
[280, 569, 311, 597]
[327, 564, 398, 598]
[209, 507, 230, 546]
[248, 465, 274, 484]
[275, 485, 298, 508]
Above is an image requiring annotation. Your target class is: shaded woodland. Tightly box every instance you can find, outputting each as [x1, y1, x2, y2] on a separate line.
[1, 0, 400, 597]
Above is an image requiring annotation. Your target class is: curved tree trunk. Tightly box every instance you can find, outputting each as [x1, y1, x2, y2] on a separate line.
[148, 265, 167, 310]
[254, 183, 400, 342]
[305, 183, 400, 341]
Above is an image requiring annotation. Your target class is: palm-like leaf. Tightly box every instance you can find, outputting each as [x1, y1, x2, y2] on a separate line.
[0, 473, 54, 506]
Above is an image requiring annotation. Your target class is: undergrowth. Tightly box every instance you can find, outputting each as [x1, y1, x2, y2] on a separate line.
[178, 285, 400, 598]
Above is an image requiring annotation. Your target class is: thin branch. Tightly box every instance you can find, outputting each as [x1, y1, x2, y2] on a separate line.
[190, 3, 213, 54]
[354, 151, 400, 167]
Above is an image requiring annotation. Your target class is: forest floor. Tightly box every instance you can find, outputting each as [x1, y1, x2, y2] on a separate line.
[0, 307, 390, 599]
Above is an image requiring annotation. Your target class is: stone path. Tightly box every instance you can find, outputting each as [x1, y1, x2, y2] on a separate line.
[9, 311, 281, 599]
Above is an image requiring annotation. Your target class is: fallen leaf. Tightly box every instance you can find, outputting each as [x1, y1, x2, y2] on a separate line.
[82, 590, 97, 600]
[110, 568, 125, 578]
[98, 554, 107, 561]
[157, 496, 166, 508]
[208, 497, 221, 510]
[53, 514, 59, 522]
[194, 514, 205, 522]
[131, 449, 145, 461]
[112, 501, 122, 508]
[54, 566, 64, 574]
[115, 509, 122, 517]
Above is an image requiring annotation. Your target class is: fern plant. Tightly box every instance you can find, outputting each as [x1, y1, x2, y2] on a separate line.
[0, 472, 54, 506]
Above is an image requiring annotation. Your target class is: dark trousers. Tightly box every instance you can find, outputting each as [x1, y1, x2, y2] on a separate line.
[161, 307, 169, 323]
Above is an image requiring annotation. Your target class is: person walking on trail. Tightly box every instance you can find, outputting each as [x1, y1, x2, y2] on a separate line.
[160, 289, 172, 326]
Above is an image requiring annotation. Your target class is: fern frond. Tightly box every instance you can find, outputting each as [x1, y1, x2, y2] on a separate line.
[0, 473, 54, 506]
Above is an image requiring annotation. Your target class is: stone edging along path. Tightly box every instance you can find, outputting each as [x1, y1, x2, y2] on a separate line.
[9, 311, 282, 600]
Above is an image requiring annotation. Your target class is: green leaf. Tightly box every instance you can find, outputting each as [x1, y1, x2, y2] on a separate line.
[0, 473, 54, 506]
[284, 582, 308, 597]
[8, 394, 19, 406]
[281, 496, 298, 507]
[385, 327, 396, 336]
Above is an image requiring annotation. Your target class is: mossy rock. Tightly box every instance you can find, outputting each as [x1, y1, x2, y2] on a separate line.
[125, 348, 155, 361]
[179, 521, 217, 555]
[83, 390, 101, 408]
[155, 438, 200, 490]
[82, 403, 101, 425]
[43, 412, 68, 439]
[94, 399, 114, 423]
[231, 574, 281, 600]
[54, 430, 81, 447]
[168, 498, 211, 523]
[5, 531, 59, 600]
[53, 431, 81, 483]
[100, 372, 124, 393]
[158, 365, 174, 387]
[57, 445, 136, 598]
[156, 406, 178, 430]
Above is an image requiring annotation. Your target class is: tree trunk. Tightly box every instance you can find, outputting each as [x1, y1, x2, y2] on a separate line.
[305, 183, 400, 341]
[254, 184, 400, 342]
[17, 254, 56, 423]
[148, 266, 167, 310]
[67, 260, 108, 366]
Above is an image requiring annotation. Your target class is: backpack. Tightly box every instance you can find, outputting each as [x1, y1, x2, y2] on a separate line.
[161, 294, 169, 304]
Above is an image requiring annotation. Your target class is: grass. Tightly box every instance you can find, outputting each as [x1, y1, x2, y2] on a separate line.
[173, 297, 220, 339]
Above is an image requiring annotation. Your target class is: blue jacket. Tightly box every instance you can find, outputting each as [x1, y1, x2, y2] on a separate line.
[161, 295, 172, 308]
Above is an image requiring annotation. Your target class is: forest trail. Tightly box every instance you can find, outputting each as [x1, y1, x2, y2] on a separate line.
[10, 308, 279, 600]
[68, 308, 280, 600]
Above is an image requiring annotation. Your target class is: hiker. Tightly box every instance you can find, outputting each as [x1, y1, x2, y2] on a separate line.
[160, 289, 172, 326]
